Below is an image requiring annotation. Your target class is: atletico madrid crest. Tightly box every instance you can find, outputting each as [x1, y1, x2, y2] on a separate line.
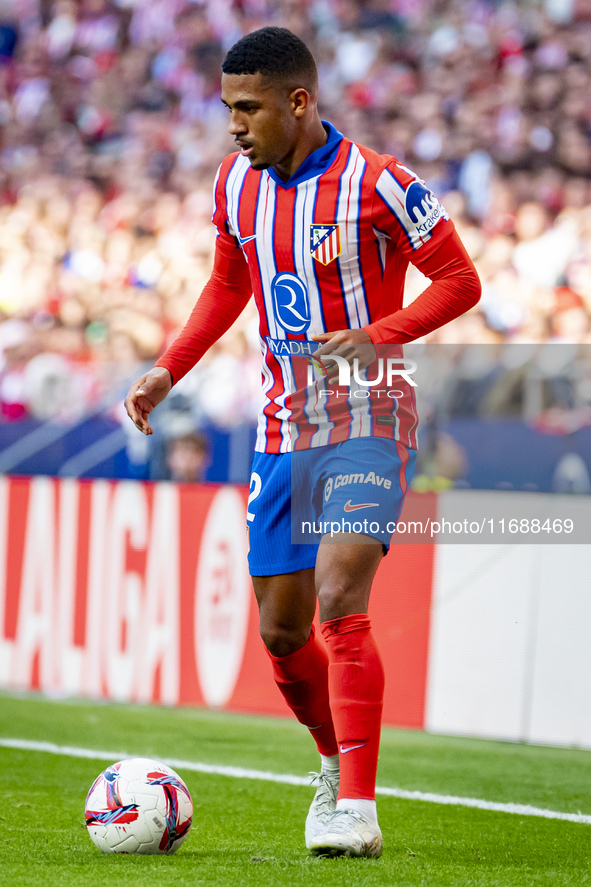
[310, 224, 341, 265]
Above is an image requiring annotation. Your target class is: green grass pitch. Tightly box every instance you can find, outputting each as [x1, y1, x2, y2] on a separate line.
[1, 693, 591, 886]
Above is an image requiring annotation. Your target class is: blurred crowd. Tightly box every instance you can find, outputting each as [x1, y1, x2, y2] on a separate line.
[0, 0, 591, 429]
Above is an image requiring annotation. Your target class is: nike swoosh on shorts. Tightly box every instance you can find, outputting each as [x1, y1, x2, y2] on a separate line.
[344, 500, 379, 512]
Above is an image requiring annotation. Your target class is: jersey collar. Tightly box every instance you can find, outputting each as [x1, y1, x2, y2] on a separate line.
[267, 120, 344, 189]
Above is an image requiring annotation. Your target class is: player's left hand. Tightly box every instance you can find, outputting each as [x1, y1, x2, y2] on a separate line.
[311, 329, 376, 383]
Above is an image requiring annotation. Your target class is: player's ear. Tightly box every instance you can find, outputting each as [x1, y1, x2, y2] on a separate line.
[290, 87, 311, 117]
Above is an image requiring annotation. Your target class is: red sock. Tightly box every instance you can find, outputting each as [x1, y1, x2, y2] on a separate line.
[266, 625, 338, 757]
[321, 614, 384, 800]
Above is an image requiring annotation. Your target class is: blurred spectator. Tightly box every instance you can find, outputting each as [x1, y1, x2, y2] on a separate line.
[166, 430, 209, 482]
[413, 430, 468, 491]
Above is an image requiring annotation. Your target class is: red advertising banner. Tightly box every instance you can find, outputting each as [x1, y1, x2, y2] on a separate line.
[0, 477, 435, 729]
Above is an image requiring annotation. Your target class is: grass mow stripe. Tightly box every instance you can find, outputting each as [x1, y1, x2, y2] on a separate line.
[2, 736, 591, 827]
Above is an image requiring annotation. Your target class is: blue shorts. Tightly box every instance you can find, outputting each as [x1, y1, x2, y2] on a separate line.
[247, 437, 416, 576]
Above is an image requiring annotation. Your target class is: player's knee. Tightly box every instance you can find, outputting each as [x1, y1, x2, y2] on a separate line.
[259, 623, 310, 658]
[317, 580, 358, 618]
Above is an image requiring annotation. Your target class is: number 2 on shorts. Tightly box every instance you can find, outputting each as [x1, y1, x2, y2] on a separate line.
[246, 472, 262, 522]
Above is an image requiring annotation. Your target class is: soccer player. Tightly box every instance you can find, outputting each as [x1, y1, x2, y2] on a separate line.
[125, 27, 481, 858]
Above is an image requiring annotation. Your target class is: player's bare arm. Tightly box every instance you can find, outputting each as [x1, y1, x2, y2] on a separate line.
[124, 366, 173, 435]
[311, 329, 376, 382]
[311, 327, 373, 352]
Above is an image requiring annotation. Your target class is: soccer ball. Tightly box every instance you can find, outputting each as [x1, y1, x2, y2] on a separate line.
[85, 758, 193, 854]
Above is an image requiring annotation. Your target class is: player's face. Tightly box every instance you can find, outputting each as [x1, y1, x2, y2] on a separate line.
[221, 73, 303, 173]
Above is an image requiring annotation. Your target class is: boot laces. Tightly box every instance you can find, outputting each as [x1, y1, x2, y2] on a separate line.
[308, 771, 339, 816]
[321, 808, 368, 834]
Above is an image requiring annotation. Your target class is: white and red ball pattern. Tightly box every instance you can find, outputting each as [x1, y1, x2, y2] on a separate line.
[85, 758, 193, 854]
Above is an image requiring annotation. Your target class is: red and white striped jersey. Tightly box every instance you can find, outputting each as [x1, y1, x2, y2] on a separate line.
[212, 121, 454, 455]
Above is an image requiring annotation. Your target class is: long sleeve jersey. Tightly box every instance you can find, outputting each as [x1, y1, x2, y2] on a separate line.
[157, 122, 481, 453]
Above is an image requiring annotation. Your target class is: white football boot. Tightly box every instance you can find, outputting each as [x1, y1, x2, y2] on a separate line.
[307, 808, 383, 858]
[304, 770, 339, 849]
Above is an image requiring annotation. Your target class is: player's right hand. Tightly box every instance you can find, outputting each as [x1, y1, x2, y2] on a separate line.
[124, 366, 173, 435]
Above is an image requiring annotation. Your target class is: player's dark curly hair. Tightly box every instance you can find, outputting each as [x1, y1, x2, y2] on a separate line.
[222, 27, 318, 94]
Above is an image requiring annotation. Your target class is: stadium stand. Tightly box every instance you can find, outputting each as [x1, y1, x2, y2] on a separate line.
[0, 0, 590, 483]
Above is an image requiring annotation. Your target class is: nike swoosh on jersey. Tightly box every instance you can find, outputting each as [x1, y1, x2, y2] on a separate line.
[238, 234, 257, 245]
[344, 500, 380, 512]
[339, 743, 366, 753]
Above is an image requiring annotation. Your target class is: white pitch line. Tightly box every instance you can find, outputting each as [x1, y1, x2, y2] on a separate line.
[2, 737, 591, 826]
